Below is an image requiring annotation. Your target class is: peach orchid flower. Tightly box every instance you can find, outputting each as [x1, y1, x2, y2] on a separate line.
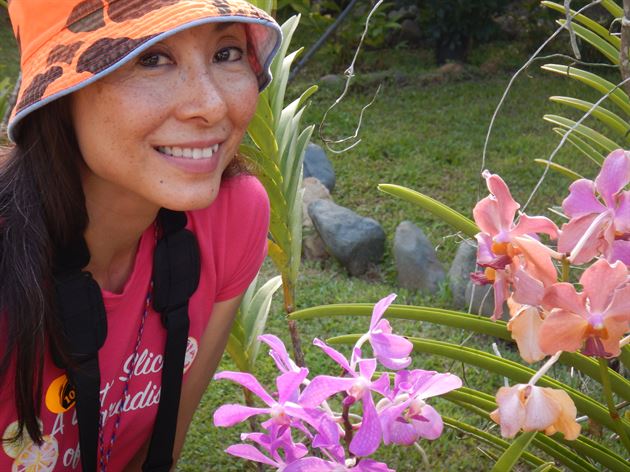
[471, 171, 559, 319]
[539, 259, 630, 358]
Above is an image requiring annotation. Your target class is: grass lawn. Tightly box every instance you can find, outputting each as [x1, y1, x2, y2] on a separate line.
[0, 10, 625, 471]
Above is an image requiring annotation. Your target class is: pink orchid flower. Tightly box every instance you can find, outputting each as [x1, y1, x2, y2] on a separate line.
[376, 369, 462, 445]
[539, 259, 630, 358]
[299, 339, 390, 457]
[213, 368, 340, 448]
[363, 293, 413, 370]
[260, 333, 301, 373]
[472, 170, 559, 319]
[284, 457, 395, 472]
[225, 427, 309, 470]
[490, 383, 580, 440]
[558, 149, 630, 265]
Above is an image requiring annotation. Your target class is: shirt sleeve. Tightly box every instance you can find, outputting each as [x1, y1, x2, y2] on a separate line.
[215, 175, 270, 301]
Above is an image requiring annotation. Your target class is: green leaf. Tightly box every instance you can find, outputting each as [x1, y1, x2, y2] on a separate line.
[531, 464, 556, 472]
[242, 275, 283, 362]
[240, 144, 284, 183]
[254, 91, 274, 127]
[549, 96, 630, 141]
[491, 431, 537, 472]
[377, 184, 479, 237]
[551, 128, 605, 165]
[555, 20, 619, 64]
[541, 64, 630, 115]
[543, 114, 621, 153]
[542, 2, 620, 49]
[533, 159, 583, 180]
[247, 113, 279, 158]
[225, 332, 249, 372]
[600, 0, 623, 17]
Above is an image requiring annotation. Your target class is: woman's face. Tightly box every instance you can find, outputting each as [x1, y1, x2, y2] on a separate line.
[72, 22, 259, 213]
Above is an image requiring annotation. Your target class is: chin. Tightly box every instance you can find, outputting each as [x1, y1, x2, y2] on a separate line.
[158, 188, 221, 212]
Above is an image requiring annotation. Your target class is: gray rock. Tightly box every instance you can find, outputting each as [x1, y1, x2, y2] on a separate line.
[448, 241, 478, 309]
[393, 221, 445, 292]
[304, 143, 336, 192]
[308, 200, 385, 275]
[301, 177, 331, 260]
[448, 240, 506, 318]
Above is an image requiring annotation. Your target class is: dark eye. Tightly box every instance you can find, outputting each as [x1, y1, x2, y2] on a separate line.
[214, 47, 244, 63]
[139, 52, 172, 67]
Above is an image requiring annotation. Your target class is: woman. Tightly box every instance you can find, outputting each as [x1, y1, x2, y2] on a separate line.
[0, 1, 281, 470]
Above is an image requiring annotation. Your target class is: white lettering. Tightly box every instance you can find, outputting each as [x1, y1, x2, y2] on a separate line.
[118, 349, 163, 381]
[51, 413, 64, 436]
[63, 441, 81, 469]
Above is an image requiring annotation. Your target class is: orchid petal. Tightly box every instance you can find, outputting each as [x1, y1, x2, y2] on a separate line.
[352, 458, 396, 472]
[513, 236, 559, 288]
[225, 444, 279, 467]
[538, 309, 589, 355]
[610, 239, 630, 265]
[475, 232, 496, 265]
[276, 368, 309, 404]
[473, 196, 504, 237]
[350, 392, 382, 456]
[492, 385, 526, 438]
[370, 293, 397, 329]
[371, 372, 391, 397]
[411, 404, 444, 440]
[284, 457, 337, 471]
[614, 190, 630, 232]
[604, 284, 630, 322]
[558, 213, 609, 264]
[562, 179, 606, 218]
[507, 304, 546, 364]
[415, 373, 462, 399]
[379, 399, 412, 445]
[358, 358, 377, 380]
[512, 267, 545, 307]
[299, 375, 355, 408]
[542, 283, 586, 316]
[580, 259, 628, 313]
[313, 338, 352, 373]
[522, 385, 561, 431]
[214, 371, 275, 405]
[259, 334, 298, 373]
[485, 171, 521, 233]
[595, 149, 630, 208]
[540, 388, 581, 440]
[512, 214, 559, 239]
[213, 404, 270, 427]
[492, 271, 508, 320]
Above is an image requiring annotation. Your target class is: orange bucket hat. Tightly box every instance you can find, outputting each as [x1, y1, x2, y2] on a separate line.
[7, 0, 282, 141]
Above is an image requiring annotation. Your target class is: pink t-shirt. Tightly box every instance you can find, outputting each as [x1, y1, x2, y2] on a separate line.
[0, 175, 269, 471]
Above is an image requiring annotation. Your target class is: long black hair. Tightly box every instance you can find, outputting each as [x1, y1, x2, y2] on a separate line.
[0, 96, 87, 444]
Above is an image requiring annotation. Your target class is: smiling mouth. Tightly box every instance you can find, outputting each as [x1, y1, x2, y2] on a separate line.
[156, 144, 219, 160]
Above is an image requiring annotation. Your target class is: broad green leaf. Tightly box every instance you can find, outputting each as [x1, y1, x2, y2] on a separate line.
[289, 304, 630, 402]
[240, 143, 284, 183]
[248, 113, 279, 158]
[274, 49, 302, 135]
[283, 109, 307, 199]
[549, 96, 630, 140]
[254, 92, 274, 127]
[533, 159, 583, 180]
[551, 128, 605, 165]
[531, 464, 556, 472]
[542, 2, 620, 49]
[270, 16, 301, 124]
[378, 184, 479, 237]
[555, 20, 619, 64]
[225, 332, 249, 373]
[543, 114, 621, 153]
[491, 432, 537, 472]
[267, 239, 289, 272]
[240, 273, 259, 313]
[242, 275, 283, 361]
[541, 64, 630, 115]
[289, 186, 304, 283]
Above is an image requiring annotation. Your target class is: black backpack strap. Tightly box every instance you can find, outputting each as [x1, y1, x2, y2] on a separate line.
[53, 238, 107, 472]
[142, 209, 200, 472]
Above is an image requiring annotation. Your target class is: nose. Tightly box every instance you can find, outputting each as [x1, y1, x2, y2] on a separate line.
[173, 66, 228, 126]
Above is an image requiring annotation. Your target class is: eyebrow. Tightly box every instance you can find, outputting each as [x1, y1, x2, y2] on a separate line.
[215, 22, 237, 31]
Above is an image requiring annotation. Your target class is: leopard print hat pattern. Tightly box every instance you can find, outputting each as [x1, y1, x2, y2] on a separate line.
[7, 0, 282, 141]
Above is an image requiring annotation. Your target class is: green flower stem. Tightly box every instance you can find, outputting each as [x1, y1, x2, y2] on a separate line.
[598, 357, 630, 454]
[561, 256, 570, 282]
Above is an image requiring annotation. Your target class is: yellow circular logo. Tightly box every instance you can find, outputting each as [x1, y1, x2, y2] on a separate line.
[45, 374, 76, 414]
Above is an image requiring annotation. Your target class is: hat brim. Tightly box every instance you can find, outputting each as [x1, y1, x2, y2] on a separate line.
[8, 0, 281, 142]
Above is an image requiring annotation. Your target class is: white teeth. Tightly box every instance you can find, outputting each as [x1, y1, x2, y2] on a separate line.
[157, 144, 219, 159]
